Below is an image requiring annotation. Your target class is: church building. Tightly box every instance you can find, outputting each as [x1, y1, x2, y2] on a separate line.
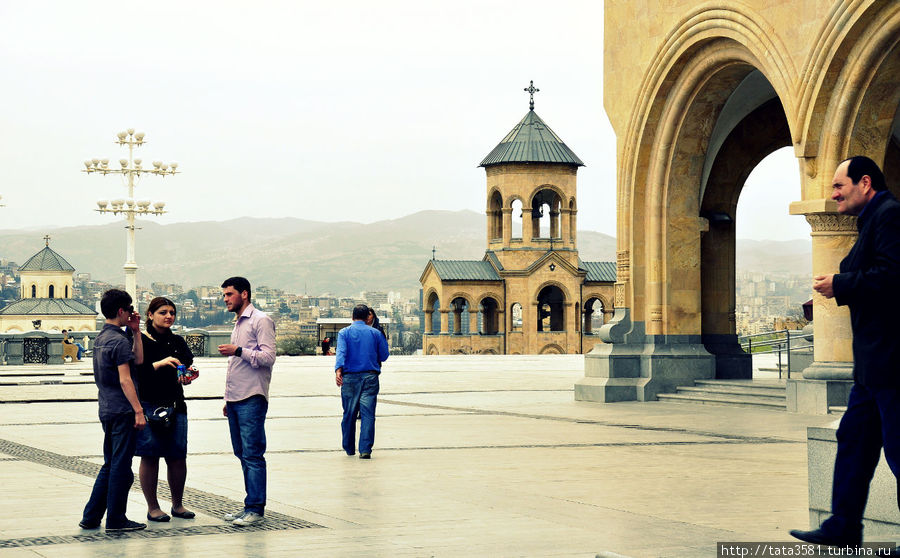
[419, 85, 615, 355]
[0, 239, 97, 333]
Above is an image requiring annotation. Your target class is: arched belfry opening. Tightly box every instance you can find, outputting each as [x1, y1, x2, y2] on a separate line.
[531, 188, 562, 240]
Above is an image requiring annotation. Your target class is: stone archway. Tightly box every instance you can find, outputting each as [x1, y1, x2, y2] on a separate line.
[701, 95, 792, 378]
[578, 3, 798, 402]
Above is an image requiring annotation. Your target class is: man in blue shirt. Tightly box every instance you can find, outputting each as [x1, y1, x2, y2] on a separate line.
[335, 304, 389, 459]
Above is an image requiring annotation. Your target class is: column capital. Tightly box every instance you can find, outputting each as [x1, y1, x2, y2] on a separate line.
[805, 213, 857, 235]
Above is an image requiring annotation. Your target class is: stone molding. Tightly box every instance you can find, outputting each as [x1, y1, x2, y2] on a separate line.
[805, 213, 857, 235]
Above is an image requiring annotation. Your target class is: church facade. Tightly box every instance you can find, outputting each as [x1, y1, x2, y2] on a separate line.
[420, 90, 615, 355]
[0, 241, 96, 333]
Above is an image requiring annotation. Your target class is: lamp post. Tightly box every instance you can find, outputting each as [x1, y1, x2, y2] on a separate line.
[83, 129, 178, 301]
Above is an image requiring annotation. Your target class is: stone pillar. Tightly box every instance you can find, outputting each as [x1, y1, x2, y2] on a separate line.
[440, 310, 449, 334]
[424, 311, 432, 334]
[570, 208, 577, 246]
[469, 310, 478, 335]
[560, 208, 571, 248]
[502, 207, 512, 247]
[786, 202, 856, 413]
[523, 206, 534, 241]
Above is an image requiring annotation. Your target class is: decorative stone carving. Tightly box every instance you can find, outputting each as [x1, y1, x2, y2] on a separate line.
[805, 213, 857, 235]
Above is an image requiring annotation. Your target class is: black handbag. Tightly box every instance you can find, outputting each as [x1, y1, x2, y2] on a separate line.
[147, 405, 175, 428]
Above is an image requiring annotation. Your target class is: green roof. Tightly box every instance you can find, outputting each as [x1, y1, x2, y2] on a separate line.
[431, 260, 501, 281]
[480, 110, 584, 167]
[581, 261, 616, 282]
[19, 247, 75, 272]
[0, 298, 96, 316]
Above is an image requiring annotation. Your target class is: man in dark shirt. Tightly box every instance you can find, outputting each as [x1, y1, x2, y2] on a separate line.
[80, 289, 147, 532]
[791, 157, 900, 550]
[335, 304, 389, 459]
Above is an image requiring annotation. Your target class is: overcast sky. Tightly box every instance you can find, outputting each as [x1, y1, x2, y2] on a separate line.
[0, 1, 810, 241]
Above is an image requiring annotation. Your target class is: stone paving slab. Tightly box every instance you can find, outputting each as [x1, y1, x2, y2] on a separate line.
[0, 355, 869, 557]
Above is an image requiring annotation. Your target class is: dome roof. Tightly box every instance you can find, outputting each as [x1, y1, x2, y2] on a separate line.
[479, 110, 584, 168]
[19, 246, 75, 273]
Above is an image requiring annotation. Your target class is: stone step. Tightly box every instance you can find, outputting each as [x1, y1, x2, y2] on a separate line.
[656, 392, 786, 409]
[675, 385, 787, 400]
[829, 405, 847, 414]
[693, 379, 786, 390]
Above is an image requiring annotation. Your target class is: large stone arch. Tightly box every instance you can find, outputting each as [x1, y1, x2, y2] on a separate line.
[579, 4, 800, 402]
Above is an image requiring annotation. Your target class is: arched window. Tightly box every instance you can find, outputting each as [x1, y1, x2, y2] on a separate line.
[510, 303, 522, 332]
[537, 285, 565, 331]
[48, 285, 55, 299]
[65, 285, 69, 298]
[450, 297, 470, 335]
[488, 191, 503, 240]
[511, 199, 523, 239]
[426, 293, 441, 334]
[583, 298, 605, 334]
[480, 297, 499, 334]
[31, 285, 36, 298]
[531, 189, 562, 239]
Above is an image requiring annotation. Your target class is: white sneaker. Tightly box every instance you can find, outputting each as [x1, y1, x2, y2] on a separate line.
[223, 510, 246, 522]
[232, 511, 264, 526]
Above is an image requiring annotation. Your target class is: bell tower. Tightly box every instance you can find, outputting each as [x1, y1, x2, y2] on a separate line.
[480, 81, 584, 272]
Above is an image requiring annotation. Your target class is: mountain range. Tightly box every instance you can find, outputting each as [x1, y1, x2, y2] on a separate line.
[0, 210, 810, 296]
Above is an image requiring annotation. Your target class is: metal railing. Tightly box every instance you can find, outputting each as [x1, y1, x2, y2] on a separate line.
[739, 329, 814, 379]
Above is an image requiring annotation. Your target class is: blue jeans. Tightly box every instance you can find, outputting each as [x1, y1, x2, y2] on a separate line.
[341, 372, 380, 454]
[226, 395, 268, 515]
[82, 412, 138, 528]
[823, 384, 900, 537]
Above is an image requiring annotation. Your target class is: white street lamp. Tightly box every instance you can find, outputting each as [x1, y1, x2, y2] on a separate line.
[83, 129, 179, 301]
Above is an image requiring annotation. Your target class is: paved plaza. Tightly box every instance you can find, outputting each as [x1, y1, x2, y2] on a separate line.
[0, 354, 869, 557]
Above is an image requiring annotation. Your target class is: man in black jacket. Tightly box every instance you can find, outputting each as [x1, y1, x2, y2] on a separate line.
[791, 156, 900, 548]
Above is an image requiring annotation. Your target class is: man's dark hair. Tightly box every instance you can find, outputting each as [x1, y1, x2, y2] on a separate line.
[352, 304, 369, 321]
[221, 276, 252, 301]
[843, 156, 886, 191]
[100, 289, 132, 319]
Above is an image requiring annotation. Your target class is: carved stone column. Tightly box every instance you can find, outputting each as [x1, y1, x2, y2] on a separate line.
[803, 212, 857, 377]
[785, 202, 857, 414]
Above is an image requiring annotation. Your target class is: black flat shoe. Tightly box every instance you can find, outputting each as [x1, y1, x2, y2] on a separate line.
[171, 508, 195, 519]
[147, 512, 170, 522]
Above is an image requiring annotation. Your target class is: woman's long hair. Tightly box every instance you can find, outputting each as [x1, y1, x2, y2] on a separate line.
[145, 296, 177, 332]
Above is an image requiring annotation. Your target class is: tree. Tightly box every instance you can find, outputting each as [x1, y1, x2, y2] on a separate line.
[277, 335, 317, 356]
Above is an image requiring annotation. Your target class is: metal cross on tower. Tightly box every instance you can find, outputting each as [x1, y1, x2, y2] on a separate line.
[524, 80, 539, 110]
[43, 235, 51, 247]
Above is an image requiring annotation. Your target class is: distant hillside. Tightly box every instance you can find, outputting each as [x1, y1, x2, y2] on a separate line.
[735, 239, 812, 274]
[0, 213, 811, 296]
[0, 210, 616, 296]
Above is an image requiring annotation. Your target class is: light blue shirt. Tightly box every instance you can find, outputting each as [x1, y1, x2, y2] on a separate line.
[335, 320, 389, 373]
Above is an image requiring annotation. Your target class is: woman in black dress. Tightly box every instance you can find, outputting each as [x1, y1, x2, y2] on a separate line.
[135, 297, 196, 522]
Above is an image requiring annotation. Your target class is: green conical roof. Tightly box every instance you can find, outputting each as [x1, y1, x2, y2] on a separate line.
[479, 110, 584, 167]
[19, 246, 75, 272]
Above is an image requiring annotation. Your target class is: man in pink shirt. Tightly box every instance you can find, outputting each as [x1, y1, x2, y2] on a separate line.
[217, 276, 275, 527]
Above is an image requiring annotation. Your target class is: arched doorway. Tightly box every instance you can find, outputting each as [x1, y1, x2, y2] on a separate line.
[536, 285, 564, 332]
[700, 75, 793, 379]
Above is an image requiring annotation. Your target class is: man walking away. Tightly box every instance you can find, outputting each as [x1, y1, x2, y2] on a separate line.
[335, 304, 389, 459]
[80, 289, 146, 532]
[790, 156, 900, 553]
[217, 276, 276, 527]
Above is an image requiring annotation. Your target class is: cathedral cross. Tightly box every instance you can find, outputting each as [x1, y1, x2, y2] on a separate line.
[524, 80, 539, 110]
[43, 234, 51, 247]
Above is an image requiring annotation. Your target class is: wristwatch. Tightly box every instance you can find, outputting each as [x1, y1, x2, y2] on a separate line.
[234, 346, 243, 357]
